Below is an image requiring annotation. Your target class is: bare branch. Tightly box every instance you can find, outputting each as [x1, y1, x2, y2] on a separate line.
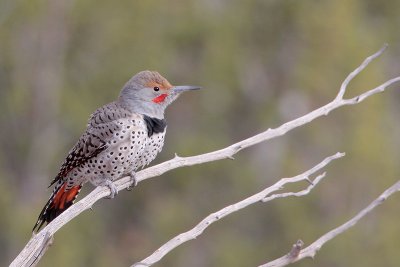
[132, 153, 344, 267]
[10, 45, 400, 266]
[261, 172, 326, 203]
[260, 180, 400, 267]
[26, 232, 53, 267]
[335, 43, 388, 100]
[343, 76, 400, 105]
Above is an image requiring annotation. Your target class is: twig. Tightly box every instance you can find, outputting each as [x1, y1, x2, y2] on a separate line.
[132, 153, 344, 267]
[10, 44, 400, 266]
[336, 43, 388, 100]
[260, 180, 400, 267]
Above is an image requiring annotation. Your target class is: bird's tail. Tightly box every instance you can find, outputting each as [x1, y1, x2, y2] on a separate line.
[33, 180, 82, 232]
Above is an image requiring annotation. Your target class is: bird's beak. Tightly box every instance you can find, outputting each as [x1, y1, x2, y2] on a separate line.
[171, 85, 201, 93]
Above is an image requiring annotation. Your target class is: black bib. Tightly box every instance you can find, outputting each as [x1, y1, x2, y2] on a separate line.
[143, 115, 167, 137]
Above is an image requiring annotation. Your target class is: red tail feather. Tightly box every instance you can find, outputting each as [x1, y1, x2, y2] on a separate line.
[33, 182, 82, 232]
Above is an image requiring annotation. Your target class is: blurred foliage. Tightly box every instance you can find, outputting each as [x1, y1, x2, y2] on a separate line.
[1, 0, 400, 266]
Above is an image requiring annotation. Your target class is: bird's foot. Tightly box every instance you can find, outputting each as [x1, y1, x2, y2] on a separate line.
[127, 171, 137, 191]
[104, 179, 118, 199]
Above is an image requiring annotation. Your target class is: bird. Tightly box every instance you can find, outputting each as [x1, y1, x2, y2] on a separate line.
[32, 70, 201, 232]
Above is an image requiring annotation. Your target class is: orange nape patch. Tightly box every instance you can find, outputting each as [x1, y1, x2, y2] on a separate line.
[152, 94, 168, 103]
[51, 183, 81, 210]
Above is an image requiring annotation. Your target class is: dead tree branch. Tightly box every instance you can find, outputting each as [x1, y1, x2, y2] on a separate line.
[132, 153, 344, 267]
[260, 180, 400, 267]
[10, 44, 400, 266]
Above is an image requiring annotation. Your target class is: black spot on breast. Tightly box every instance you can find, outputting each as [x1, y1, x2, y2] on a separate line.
[143, 115, 166, 137]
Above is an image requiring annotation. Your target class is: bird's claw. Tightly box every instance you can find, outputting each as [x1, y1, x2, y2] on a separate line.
[127, 172, 137, 191]
[104, 180, 118, 199]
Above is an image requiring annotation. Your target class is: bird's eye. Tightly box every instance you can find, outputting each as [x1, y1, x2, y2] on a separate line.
[153, 87, 160, 91]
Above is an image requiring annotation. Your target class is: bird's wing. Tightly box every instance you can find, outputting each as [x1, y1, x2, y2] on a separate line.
[49, 102, 131, 186]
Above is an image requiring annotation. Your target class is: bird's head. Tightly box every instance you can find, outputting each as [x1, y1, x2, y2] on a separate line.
[119, 70, 201, 119]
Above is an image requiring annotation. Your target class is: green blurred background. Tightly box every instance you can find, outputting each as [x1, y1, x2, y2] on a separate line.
[1, 0, 400, 266]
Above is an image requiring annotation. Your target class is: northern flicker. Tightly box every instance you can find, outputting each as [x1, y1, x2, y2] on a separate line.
[33, 70, 200, 232]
